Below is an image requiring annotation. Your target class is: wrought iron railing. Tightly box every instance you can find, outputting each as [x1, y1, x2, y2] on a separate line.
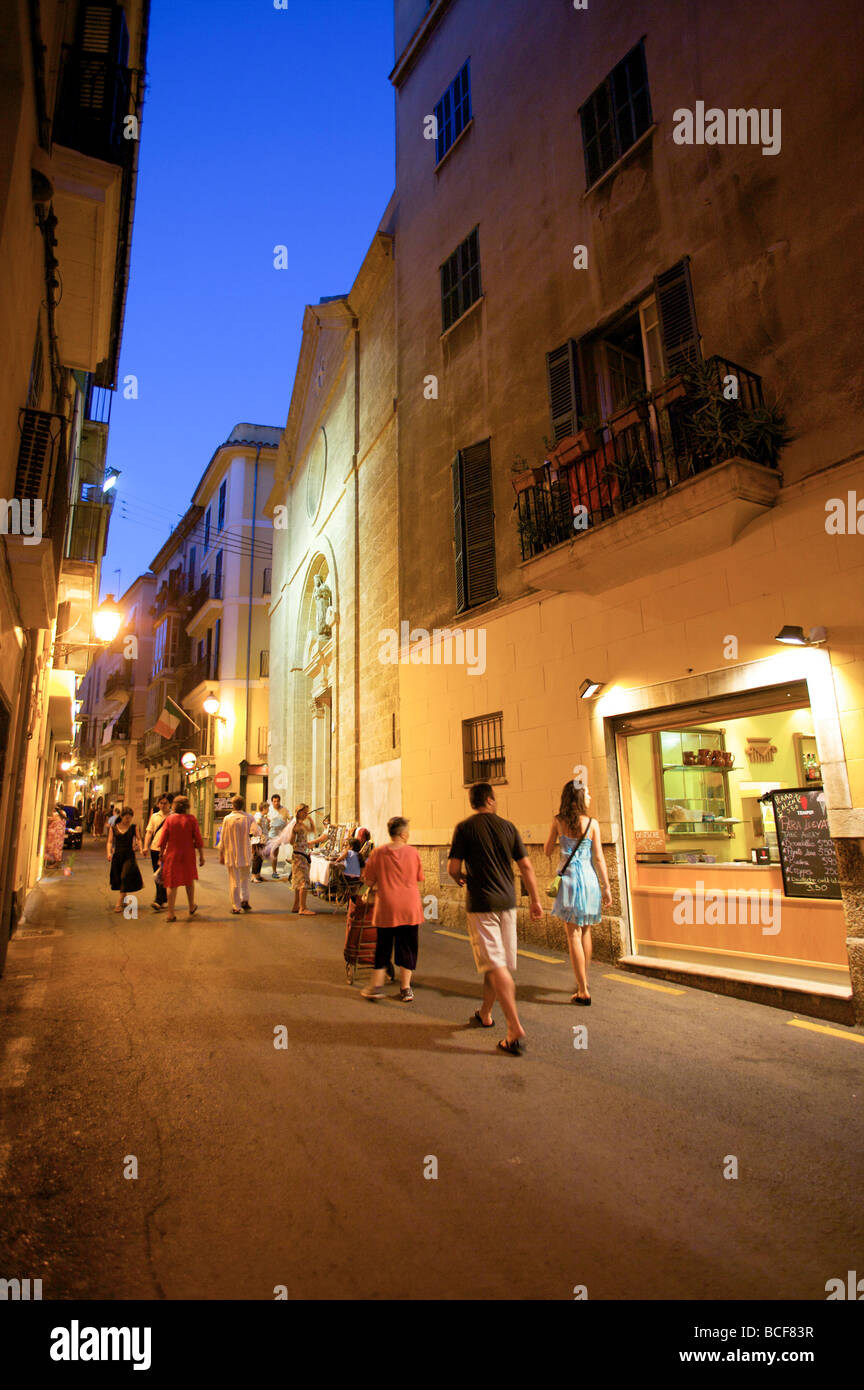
[515, 357, 767, 561]
[53, 47, 135, 165]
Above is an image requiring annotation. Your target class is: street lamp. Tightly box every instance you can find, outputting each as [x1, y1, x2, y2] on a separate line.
[202, 691, 221, 717]
[92, 596, 123, 644]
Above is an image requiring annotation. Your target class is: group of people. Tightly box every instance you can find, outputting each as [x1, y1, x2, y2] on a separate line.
[102, 777, 612, 1057]
[354, 779, 611, 1054]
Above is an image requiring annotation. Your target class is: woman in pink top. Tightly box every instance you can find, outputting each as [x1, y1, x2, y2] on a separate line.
[360, 816, 424, 1002]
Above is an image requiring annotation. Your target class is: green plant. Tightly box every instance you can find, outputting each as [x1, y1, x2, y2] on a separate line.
[679, 362, 791, 468]
[517, 514, 544, 553]
[737, 405, 794, 468]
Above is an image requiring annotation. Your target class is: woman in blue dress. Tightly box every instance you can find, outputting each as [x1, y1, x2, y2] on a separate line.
[544, 783, 612, 1004]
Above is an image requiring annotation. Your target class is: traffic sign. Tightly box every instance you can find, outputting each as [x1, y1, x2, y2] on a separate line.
[214, 771, 232, 790]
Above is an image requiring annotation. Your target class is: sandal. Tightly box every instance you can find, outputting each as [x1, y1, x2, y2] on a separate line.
[469, 1010, 494, 1028]
[571, 994, 591, 1005]
[189, 905, 198, 917]
[497, 1038, 524, 1055]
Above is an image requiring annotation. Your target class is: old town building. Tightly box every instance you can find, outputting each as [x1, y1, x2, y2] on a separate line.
[266, 211, 399, 839]
[0, 0, 149, 967]
[386, 0, 864, 1019]
[139, 426, 279, 844]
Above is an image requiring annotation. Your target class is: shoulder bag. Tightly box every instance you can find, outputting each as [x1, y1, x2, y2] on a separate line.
[546, 820, 592, 898]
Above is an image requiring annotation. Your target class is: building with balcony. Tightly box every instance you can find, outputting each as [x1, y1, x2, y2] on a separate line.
[0, 0, 149, 960]
[386, 0, 864, 1020]
[73, 572, 155, 819]
[138, 428, 278, 844]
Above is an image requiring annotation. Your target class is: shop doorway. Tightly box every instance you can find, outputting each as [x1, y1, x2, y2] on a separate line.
[613, 681, 849, 994]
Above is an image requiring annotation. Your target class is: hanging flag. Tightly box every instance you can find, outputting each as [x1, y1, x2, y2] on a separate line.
[153, 695, 199, 739]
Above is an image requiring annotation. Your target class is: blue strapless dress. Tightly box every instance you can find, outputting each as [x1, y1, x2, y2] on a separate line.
[552, 833, 601, 925]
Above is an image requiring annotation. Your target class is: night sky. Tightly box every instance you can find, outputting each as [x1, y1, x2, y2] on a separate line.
[102, 0, 394, 597]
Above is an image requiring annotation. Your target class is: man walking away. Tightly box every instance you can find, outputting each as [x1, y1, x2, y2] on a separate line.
[143, 794, 171, 911]
[448, 783, 543, 1055]
[220, 795, 254, 914]
[266, 794, 287, 879]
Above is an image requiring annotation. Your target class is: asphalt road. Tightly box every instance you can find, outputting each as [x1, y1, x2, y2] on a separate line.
[0, 841, 861, 1301]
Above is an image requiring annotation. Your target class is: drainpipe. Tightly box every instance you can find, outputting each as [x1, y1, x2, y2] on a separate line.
[244, 443, 263, 795]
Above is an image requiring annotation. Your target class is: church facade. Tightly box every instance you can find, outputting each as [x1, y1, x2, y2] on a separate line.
[265, 209, 401, 841]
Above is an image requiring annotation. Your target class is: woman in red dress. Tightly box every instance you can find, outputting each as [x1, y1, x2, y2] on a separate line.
[156, 795, 205, 920]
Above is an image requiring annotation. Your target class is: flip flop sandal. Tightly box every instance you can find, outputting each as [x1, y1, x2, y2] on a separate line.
[571, 995, 591, 1005]
[189, 906, 198, 917]
[469, 1010, 494, 1027]
[497, 1038, 524, 1055]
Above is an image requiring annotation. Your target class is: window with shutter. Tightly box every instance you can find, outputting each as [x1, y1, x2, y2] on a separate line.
[546, 340, 584, 443]
[453, 440, 497, 613]
[214, 549, 223, 599]
[654, 259, 701, 373]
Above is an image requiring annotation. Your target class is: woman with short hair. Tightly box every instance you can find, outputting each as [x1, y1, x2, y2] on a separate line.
[360, 816, 424, 1002]
[285, 803, 327, 915]
[156, 795, 205, 921]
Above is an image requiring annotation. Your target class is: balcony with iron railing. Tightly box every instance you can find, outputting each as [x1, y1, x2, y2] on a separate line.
[53, 47, 137, 167]
[189, 570, 223, 620]
[151, 575, 190, 619]
[513, 357, 786, 594]
[103, 668, 131, 700]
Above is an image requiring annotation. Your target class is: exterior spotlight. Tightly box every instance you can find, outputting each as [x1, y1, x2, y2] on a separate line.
[93, 596, 122, 643]
[579, 678, 604, 699]
[775, 625, 827, 646]
[202, 692, 220, 717]
[103, 468, 120, 492]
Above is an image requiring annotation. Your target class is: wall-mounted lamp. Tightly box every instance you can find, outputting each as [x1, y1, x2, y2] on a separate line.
[59, 759, 72, 772]
[579, 678, 604, 699]
[202, 692, 221, 717]
[103, 468, 121, 493]
[774, 625, 827, 647]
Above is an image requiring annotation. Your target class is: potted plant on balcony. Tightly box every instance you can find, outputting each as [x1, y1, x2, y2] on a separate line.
[653, 372, 688, 410]
[511, 455, 537, 494]
[552, 414, 603, 465]
[680, 363, 792, 471]
[609, 389, 652, 434]
[516, 513, 544, 556]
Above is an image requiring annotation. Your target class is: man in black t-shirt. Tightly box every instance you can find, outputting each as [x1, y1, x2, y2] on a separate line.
[448, 783, 543, 1055]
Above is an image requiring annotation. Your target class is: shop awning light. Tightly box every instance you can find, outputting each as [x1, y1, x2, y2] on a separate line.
[579, 678, 604, 699]
[774, 625, 827, 646]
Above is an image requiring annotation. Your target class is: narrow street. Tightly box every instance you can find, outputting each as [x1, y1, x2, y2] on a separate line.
[1, 842, 861, 1302]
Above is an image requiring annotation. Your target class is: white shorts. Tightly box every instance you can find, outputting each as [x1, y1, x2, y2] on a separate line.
[466, 909, 518, 974]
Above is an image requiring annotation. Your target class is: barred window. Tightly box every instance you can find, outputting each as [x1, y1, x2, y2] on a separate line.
[462, 713, 505, 784]
[434, 60, 471, 163]
[580, 40, 652, 188]
[441, 227, 481, 333]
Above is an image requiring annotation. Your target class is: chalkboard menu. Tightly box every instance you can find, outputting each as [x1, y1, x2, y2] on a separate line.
[767, 788, 841, 900]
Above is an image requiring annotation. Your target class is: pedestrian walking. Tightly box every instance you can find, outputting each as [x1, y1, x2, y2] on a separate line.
[359, 817, 424, 1001]
[93, 803, 105, 837]
[448, 783, 543, 1055]
[44, 805, 66, 866]
[285, 803, 327, 915]
[85, 804, 95, 835]
[544, 783, 612, 1005]
[250, 800, 268, 881]
[143, 794, 171, 911]
[264, 794, 288, 879]
[157, 795, 205, 921]
[219, 794, 254, 914]
[106, 807, 144, 912]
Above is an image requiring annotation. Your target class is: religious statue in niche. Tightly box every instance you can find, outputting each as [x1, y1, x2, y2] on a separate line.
[312, 573, 333, 638]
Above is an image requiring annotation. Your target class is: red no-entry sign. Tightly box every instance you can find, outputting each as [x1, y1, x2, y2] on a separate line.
[214, 771, 232, 790]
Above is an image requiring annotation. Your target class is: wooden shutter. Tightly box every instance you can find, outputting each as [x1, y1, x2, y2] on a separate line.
[452, 457, 466, 612]
[546, 340, 584, 443]
[456, 440, 497, 611]
[654, 259, 701, 373]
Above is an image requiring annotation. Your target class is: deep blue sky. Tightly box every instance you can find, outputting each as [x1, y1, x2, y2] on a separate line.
[102, 0, 395, 597]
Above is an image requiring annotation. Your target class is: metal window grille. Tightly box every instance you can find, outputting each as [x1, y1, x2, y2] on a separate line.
[259, 649, 269, 678]
[441, 227, 481, 332]
[262, 566, 271, 595]
[462, 713, 505, 784]
[434, 60, 471, 162]
[580, 40, 651, 188]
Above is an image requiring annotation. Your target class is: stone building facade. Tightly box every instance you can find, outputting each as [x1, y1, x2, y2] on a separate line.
[266, 212, 400, 841]
[387, 0, 864, 1019]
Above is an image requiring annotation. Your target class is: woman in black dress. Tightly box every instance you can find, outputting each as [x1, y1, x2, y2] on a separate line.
[107, 807, 144, 911]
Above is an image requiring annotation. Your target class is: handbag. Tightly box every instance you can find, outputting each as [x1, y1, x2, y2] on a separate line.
[546, 822, 591, 898]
